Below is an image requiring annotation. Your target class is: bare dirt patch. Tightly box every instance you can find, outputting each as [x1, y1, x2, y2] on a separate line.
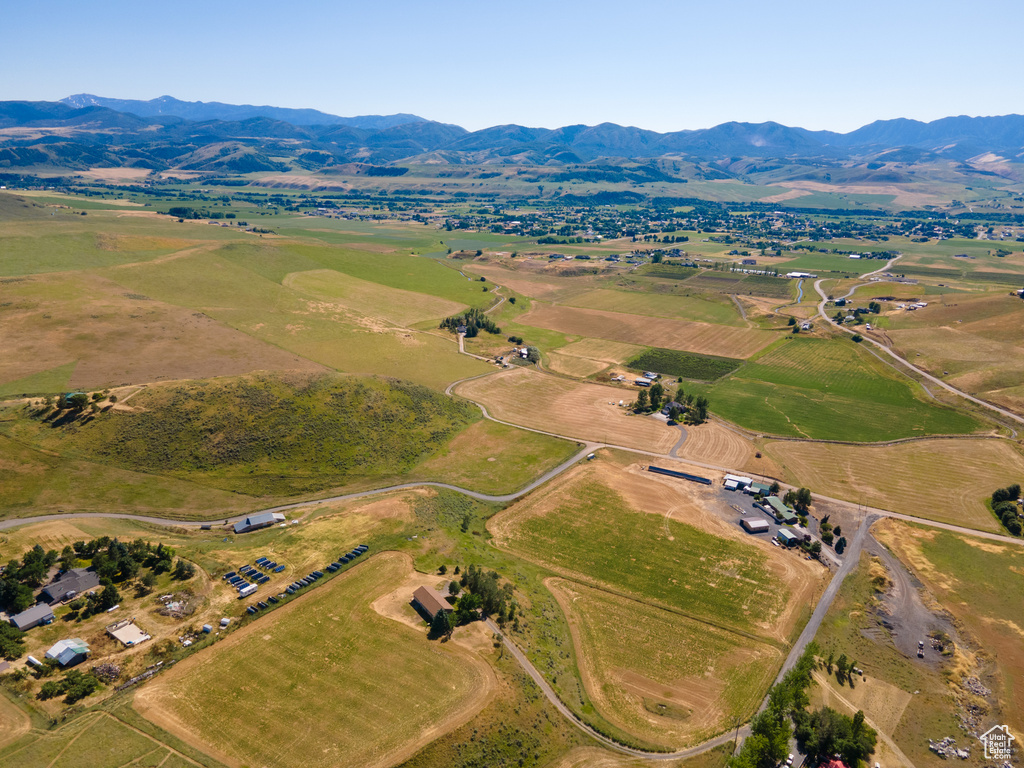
[455, 367, 678, 451]
[519, 304, 775, 359]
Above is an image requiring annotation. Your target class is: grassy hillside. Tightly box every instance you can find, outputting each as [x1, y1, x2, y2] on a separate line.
[7, 373, 478, 496]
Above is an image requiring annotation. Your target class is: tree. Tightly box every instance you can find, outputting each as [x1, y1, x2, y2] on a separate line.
[769, 481, 781, 496]
[835, 536, 847, 554]
[438, 564, 447, 575]
[0, 624, 26, 660]
[649, 382, 664, 410]
[97, 584, 120, 612]
[635, 389, 649, 411]
[429, 608, 453, 639]
[508, 296, 516, 304]
[692, 395, 709, 424]
[787, 317, 797, 326]
[172, 560, 195, 580]
[448, 580, 460, 596]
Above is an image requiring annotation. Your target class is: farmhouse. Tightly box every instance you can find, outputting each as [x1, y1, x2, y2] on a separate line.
[45, 638, 90, 667]
[233, 512, 286, 534]
[777, 529, 799, 547]
[764, 496, 798, 525]
[40, 568, 100, 604]
[411, 585, 453, 621]
[9, 603, 55, 631]
[741, 517, 771, 534]
[106, 618, 151, 647]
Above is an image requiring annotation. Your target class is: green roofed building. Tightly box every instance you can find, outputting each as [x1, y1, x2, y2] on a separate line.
[764, 496, 798, 525]
[777, 529, 799, 547]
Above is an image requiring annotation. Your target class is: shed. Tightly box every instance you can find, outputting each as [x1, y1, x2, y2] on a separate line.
[40, 568, 100, 604]
[106, 619, 151, 647]
[741, 517, 771, 534]
[10, 604, 55, 631]
[777, 529, 799, 547]
[233, 512, 286, 534]
[723, 474, 752, 489]
[45, 638, 90, 667]
[745, 482, 771, 496]
[412, 585, 453, 621]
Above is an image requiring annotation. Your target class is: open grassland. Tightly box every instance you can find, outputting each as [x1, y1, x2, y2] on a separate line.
[518, 304, 776, 359]
[2, 373, 477, 498]
[0, 270, 325, 394]
[547, 352, 611, 378]
[564, 288, 745, 326]
[765, 438, 1023, 532]
[873, 520, 1024, 738]
[465, 261, 596, 301]
[489, 458, 823, 641]
[454, 368, 679, 452]
[414, 418, 580, 494]
[136, 552, 489, 768]
[697, 337, 981, 441]
[549, 579, 781, 749]
[625, 348, 741, 381]
[809, 550, 957, 768]
[0, 431, 260, 521]
[283, 268, 467, 326]
[103, 247, 489, 390]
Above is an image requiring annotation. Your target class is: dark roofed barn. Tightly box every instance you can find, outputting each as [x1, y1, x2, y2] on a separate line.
[412, 585, 453, 621]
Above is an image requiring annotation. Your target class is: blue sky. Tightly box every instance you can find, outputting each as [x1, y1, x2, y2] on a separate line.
[4, 0, 1021, 133]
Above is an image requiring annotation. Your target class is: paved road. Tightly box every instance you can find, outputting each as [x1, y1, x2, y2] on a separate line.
[813, 266, 1024, 428]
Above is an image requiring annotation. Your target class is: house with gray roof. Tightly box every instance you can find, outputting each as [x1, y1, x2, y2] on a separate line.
[10, 604, 55, 631]
[40, 568, 100, 605]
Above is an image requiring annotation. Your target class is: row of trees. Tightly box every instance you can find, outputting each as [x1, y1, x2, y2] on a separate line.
[730, 643, 877, 768]
[991, 483, 1022, 535]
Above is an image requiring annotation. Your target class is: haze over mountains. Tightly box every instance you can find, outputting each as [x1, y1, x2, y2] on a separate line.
[1, 94, 1023, 174]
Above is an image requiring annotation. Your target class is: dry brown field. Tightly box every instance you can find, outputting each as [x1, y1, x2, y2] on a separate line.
[764, 438, 1023, 532]
[674, 421, 765, 475]
[0, 270, 325, 392]
[454, 368, 678, 451]
[518, 304, 776, 358]
[464, 262, 591, 301]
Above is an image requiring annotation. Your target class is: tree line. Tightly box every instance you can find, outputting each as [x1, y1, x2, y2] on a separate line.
[440, 307, 501, 337]
[991, 483, 1022, 535]
[634, 382, 709, 424]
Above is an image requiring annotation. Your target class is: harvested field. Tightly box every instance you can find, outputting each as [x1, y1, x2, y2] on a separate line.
[464, 263, 588, 300]
[136, 553, 490, 768]
[546, 352, 609, 377]
[765, 438, 1021, 532]
[549, 579, 781, 749]
[555, 338, 644, 364]
[564, 289, 744, 326]
[489, 457, 823, 641]
[873, 520, 1024, 738]
[454, 368, 678, 452]
[518, 304, 776, 359]
[675, 422, 756, 472]
[0, 271, 325, 393]
[0, 692, 29, 749]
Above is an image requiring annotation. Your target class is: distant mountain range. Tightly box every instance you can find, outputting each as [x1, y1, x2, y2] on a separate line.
[61, 94, 426, 130]
[0, 96, 1022, 175]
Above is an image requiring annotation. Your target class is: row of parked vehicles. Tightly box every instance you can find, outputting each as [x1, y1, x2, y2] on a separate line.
[243, 544, 369, 615]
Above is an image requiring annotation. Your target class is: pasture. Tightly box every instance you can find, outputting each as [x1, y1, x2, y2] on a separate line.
[0, 710, 219, 768]
[136, 553, 489, 768]
[697, 337, 981, 441]
[873, 520, 1024, 739]
[488, 458, 822, 640]
[453, 368, 679, 452]
[764, 438, 1022, 531]
[517, 304, 776, 359]
[549, 579, 781, 749]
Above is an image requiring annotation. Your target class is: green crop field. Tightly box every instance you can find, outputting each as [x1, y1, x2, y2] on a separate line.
[138, 553, 485, 768]
[551, 580, 781, 750]
[626, 347, 741, 381]
[694, 337, 981, 441]
[492, 477, 785, 635]
[735, 274, 796, 298]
